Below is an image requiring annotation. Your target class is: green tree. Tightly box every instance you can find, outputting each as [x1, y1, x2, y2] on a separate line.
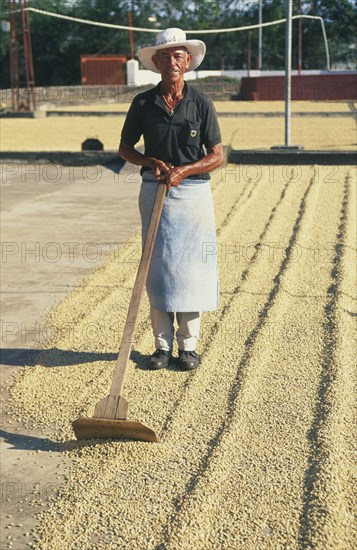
[304, 0, 356, 69]
[247, 0, 356, 70]
[133, 0, 254, 70]
[1, 0, 355, 87]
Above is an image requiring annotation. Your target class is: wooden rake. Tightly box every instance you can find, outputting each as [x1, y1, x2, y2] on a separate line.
[73, 181, 167, 443]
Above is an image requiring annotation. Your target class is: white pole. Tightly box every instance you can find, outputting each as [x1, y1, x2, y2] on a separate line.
[298, 0, 302, 75]
[285, 0, 292, 146]
[258, 0, 263, 70]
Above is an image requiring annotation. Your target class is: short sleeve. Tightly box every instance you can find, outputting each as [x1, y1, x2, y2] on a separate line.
[201, 98, 222, 148]
[120, 97, 143, 146]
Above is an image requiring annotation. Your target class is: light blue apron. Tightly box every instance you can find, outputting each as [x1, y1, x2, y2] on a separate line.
[139, 173, 219, 312]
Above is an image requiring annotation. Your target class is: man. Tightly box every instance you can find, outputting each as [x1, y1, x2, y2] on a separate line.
[119, 28, 223, 371]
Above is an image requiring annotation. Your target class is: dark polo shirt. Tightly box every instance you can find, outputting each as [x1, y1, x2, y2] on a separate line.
[120, 82, 222, 180]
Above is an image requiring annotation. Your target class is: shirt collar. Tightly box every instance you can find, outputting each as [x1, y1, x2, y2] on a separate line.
[154, 81, 192, 102]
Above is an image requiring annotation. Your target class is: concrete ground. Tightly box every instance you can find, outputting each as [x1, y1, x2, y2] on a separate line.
[0, 161, 141, 548]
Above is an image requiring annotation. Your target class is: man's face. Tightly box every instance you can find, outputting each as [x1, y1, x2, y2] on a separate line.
[152, 47, 192, 83]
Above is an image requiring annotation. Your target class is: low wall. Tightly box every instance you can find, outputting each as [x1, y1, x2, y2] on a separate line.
[1, 71, 355, 109]
[240, 73, 357, 101]
[0, 85, 149, 108]
[125, 59, 335, 87]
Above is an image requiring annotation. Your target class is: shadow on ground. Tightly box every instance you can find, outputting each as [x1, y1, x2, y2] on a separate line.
[1, 348, 182, 370]
[0, 348, 117, 368]
[0, 429, 60, 452]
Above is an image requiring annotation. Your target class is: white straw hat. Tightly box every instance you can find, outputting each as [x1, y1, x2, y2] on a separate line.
[138, 28, 206, 73]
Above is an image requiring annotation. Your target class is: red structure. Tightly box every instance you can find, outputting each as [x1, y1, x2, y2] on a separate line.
[81, 55, 127, 86]
[239, 74, 357, 101]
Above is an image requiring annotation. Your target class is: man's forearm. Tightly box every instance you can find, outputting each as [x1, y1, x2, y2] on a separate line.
[177, 143, 224, 179]
[120, 141, 224, 187]
[119, 142, 153, 168]
[182, 150, 223, 177]
[119, 143, 172, 178]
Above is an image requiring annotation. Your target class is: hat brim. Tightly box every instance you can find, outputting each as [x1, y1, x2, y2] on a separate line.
[138, 40, 206, 73]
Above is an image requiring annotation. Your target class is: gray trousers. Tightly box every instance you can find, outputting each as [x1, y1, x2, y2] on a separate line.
[150, 306, 201, 352]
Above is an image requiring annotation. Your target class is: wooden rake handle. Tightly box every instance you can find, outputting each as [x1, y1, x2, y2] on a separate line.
[109, 181, 167, 398]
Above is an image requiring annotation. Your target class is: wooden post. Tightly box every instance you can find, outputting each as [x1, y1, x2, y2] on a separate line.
[247, 31, 251, 77]
[21, 0, 36, 111]
[8, 0, 19, 111]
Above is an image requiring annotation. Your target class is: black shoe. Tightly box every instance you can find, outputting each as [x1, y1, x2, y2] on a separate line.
[149, 349, 172, 370]
[178, 350, 200, 371]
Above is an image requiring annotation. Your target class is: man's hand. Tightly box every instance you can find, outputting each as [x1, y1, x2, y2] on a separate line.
[156, 165, 187, 190]
[148, 157, 171, 179]
[151, 160, 185, 191]
[153, 143, 224, 190]
[118, 144, 173, 181]
[119, 142, 224, 191]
